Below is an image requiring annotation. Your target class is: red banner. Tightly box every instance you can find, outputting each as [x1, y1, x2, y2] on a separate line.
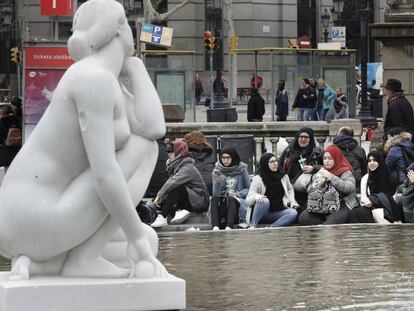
[41, 0, 73, 16]
[25, 47, 74, 69]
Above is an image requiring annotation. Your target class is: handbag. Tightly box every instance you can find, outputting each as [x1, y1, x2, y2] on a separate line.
[307, 184, 341, 214]
[293, 173, 313, 192]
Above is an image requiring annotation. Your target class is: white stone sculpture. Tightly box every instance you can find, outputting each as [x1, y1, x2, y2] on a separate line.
[0, 0, 168, 281]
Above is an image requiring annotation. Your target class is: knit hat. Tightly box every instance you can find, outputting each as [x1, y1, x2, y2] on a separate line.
[385, 79, 403, 92]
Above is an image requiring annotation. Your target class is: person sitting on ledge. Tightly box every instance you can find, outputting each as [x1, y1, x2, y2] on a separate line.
[246, 153, 298, 229]
[279, 127, 323, 214]
[348, 150, 401, 224]
[184, 130, 216, 195]
[152, 140, 209, 228]
[384, 127, 414, 188]
[299, 145, 358, 225]
[333, 126, 367, 191]
[210, 146, 250, 230]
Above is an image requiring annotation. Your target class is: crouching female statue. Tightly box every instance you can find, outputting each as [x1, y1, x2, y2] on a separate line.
[0, 0, 168, 280]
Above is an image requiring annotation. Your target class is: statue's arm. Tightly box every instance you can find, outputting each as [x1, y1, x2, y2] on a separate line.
[72, 73, 149, 246]
[121, 57, 166, 140]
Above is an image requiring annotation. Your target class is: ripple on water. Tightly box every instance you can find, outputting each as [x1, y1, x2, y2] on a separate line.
[158, 225, 414, 310]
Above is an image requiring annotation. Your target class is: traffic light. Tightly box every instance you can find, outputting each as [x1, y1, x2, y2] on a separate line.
[10, 47, 20, 63]
[204, 31, 214, 51]
[230, 36, 239, 55]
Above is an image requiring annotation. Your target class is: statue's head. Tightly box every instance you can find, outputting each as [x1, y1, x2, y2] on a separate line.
[68, 0, 133, 61]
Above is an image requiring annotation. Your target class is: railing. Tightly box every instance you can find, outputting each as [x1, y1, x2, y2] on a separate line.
[165, 119, 363, 169]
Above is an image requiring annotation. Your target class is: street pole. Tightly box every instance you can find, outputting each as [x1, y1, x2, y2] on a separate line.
[323, 28, 329, 43]
[357, 1, 376, 126]
[209, 50, 214, 109]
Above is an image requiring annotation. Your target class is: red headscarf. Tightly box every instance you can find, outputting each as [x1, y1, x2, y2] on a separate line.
[171, 140, 193, 158]
[324, 145, 353, 176]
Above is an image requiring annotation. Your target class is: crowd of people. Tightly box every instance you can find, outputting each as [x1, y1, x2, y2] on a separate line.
[141, 121, 414, 230]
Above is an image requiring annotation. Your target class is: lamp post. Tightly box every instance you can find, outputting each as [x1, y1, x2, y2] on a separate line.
[206, 0, 237, 122]
[331, 0, 345, 25]
[321, 9, 330, 43]
[357, 0, 376, 126]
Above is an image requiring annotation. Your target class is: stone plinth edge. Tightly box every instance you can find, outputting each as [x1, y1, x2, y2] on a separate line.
[0, 272, 186, 311]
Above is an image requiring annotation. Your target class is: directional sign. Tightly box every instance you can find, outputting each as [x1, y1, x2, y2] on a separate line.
[140, 23, 173, 47]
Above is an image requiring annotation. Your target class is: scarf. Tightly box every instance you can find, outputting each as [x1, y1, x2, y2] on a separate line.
[285, 128, 316, 179]
[259, 153, 285, 211]
[215, 161, 248, 177]
[387, 92, 404, 105]
[324, 145, 353, 176]
[367, 150, 396, 196]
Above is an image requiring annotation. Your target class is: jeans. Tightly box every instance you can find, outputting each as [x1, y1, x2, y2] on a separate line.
[299, 108, 314, 121]
[317, 107, 329, 121]
[251, 199, 298, 227]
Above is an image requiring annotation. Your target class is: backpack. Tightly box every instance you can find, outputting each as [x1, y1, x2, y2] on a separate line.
[401, 147, 414, 167]
[5, 126, 22, 147]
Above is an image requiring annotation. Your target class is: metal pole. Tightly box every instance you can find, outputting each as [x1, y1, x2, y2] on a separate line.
[271, 51, 275, 121]
[254, 51, 258, 87]
[228, 46, 232, 107]
[209, 51, 214, 108]
[192, 54, 196, 122]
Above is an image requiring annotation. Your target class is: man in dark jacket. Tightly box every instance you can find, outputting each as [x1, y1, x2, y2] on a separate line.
[292, 78, 316, 121]
[0, 105, 21, 170]
[383, 79, 414, 139]
[247, 87, 265, 122]
[333, 126, 367, 190]
[275, 80, 288, 121]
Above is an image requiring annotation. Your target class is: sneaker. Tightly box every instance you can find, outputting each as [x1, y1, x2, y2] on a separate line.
[238, 222, 249, 229]
[225, 226, 232, 231]
[170, 210, 191, 225]
[248, 225, 256, 230]
[186, 227, 200, 232]
[151, 214, 168, 228]
[212, 226, 220, 231]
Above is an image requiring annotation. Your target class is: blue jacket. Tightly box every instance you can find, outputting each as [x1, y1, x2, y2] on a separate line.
[316, 86, 336, 110]
[385, 133, 414, 184]
[212, 165, 251, 212]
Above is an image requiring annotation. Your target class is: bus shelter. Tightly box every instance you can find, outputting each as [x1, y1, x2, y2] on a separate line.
[235, 48, 357, 120]
[141, 50, 196, 122]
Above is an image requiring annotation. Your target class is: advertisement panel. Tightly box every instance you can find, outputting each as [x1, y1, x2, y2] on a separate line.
[24, 46, 74, 124]
[41, 0, 74, 16]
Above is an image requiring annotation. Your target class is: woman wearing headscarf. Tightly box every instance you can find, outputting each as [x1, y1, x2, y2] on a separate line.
[349, 151, 400, 223]
[153, 140, 209, 227]
[299, 145, 358, 225]
[246, 153, 298, 228]
[210, 146, 250, 230]
[279, 127, 323, 212]
[184, 131, 215, 194]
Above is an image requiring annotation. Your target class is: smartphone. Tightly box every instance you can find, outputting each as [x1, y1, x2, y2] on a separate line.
[213, 169, 221, 176]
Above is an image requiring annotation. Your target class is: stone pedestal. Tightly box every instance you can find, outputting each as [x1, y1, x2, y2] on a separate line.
[371, 9, 414, 116]
[0, 272, 186, 311]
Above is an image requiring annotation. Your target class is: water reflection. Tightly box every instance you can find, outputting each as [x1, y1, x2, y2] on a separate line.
[158, 225, 414, 310]
[0, 225, 414, 310]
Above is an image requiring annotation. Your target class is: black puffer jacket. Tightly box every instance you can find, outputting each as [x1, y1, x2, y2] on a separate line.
[333, 135, 367, 188]
[189, 144, 216, 195]
[292, 87, 317, 109]
[384, 95, 414, 138]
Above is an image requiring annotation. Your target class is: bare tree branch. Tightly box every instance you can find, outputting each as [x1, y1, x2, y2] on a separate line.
[153, 0, 164, 11]
[157, 0, 189, 22]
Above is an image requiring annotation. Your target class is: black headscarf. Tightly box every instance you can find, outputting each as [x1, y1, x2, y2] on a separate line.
[367, 150, 397, 196]
[259, 153, 285, 211]
[219, 146, 240, 167]
[291, 127, 316, 161]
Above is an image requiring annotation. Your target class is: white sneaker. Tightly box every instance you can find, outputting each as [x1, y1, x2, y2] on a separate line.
[151, 215, 168, 228]
[185, 227, 200, 232]
[212, 226, 220, 231]
[170, 210, 191, 225]
[225, 226, 232, 231]
[238, 222, 249, 229]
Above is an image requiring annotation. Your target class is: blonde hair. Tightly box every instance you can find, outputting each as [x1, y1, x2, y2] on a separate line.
[68, 0, 126, 61]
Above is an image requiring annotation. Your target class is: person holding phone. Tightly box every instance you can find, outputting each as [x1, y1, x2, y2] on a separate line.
[210, 147, 250, 230]
[246, 153, 298, 228]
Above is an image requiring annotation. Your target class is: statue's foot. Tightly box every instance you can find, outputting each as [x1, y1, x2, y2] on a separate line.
[10, 255, 31, 281]
[61, 256, 129, 278]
